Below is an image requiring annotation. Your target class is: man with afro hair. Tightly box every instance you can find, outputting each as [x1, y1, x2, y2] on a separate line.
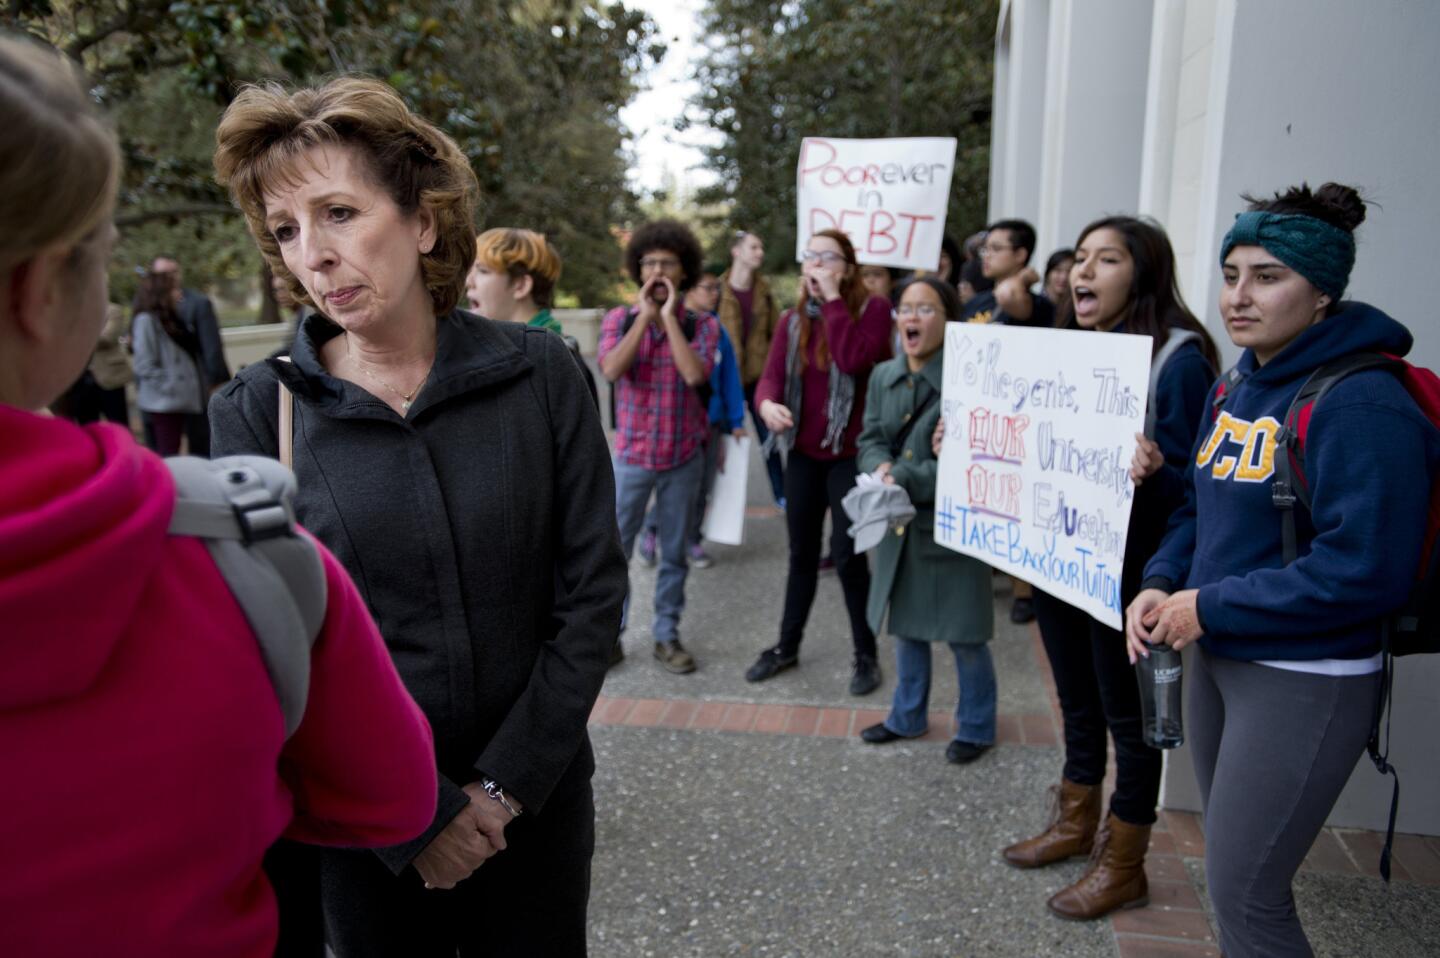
[599, 219, 720, 674]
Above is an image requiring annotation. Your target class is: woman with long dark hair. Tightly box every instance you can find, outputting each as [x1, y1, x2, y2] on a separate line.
[1128, 183, 1440, 956]
[131, 268, 204, 454]
[999, 216, 1217, 920]
[745, 228, 894, 694]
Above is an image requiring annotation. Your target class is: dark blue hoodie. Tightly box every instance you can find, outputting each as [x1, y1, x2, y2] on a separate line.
[1143, 302, 1440, 661]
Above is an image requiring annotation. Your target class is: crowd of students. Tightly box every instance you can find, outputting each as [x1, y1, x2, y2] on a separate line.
[5, 28, 1438, 958]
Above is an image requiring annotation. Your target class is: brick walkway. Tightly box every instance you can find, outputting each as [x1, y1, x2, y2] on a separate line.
[592, 621, 1440, 956]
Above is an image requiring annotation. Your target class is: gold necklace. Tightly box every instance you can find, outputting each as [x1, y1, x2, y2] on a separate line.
[346, 334, 431, 411]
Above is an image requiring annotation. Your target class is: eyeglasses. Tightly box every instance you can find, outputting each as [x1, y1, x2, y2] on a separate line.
[639, 256, 681, 271]
[979, 244, 1014, 256]
[696, 283, 721, 293]
[895, 304, 940, 319]
[800, 249, 846, 266]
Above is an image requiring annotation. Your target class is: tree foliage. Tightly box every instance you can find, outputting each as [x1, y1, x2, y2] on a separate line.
[688, 0, 996, 271]
[4, 0, 660, 312]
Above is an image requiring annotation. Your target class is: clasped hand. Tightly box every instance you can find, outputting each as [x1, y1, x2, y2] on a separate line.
[412, 782, 519, 890]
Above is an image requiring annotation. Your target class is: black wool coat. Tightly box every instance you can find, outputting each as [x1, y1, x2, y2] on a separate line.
[210, 309, 626, 872]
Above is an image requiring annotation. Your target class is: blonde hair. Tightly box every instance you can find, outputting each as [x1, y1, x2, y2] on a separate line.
[0, 34, 120, 273]
[213, 76, 478, 316]
[474, 228, 562, 308]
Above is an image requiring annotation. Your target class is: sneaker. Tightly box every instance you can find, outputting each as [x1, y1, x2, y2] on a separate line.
[607, 638, 625, 669]
[654, 639, 696, 674]
[1010, 597, 1035, 624]
[849, 655, 882, 696]
[689, 544, 714, 569]
[637, 529, 657, 567]
[818, 556, 836, 574]
[946, 740, 992, 764]
[776, 496, 787, 513]
[745, 646, 798, 682]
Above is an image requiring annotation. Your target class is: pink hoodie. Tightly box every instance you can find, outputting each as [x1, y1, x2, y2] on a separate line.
[0, 406, 437, 957]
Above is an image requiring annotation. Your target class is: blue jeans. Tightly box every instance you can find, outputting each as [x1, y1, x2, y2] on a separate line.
[885, 637, 997, 745]
[615, 454, 704, 644]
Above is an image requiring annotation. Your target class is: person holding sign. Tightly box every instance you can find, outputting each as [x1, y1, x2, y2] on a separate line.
[996, 217, 1217, 922]
[1127, 183, 1440, 958]
[745, 229, 895, 694]
[854, 277, 997, 762]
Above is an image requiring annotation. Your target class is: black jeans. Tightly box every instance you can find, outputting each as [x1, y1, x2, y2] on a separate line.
[777, 450, 876, 660]
[1031, 588, 1162, 826]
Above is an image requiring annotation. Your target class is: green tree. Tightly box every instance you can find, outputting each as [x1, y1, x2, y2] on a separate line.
[4, 0, 660, 314]
[688, 0, 996, 273]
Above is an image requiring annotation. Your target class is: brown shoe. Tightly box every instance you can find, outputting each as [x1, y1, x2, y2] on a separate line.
[1002, 778, 1101, 869]
[654, 640, 697, 674]
[1046, 813, 1151, 921]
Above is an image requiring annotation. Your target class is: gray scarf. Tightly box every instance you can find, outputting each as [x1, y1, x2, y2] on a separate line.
[764, 300, 856, 458]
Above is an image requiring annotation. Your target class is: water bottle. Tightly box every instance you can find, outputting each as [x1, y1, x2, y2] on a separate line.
[1136, 641, 1184, 749]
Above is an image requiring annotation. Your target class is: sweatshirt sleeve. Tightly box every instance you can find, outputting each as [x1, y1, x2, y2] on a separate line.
[472, 331, 626, 812]
[754, 310, 792, 410]
[1196, 394, 1435, 638]
[825, 295, 893, 377]
[1147, 348, 1217, 516]
[714, 327, 746, 429]
[279, 542, 439, 848]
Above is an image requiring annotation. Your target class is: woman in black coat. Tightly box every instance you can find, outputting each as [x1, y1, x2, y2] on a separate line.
[209, 76, 625, 957]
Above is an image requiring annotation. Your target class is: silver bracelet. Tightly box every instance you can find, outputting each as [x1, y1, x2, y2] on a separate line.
[479, 777, 520, 817]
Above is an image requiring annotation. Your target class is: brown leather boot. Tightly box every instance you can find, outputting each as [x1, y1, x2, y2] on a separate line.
[1002, 778, 1101, 869]
[1046, 813, 1151, 920]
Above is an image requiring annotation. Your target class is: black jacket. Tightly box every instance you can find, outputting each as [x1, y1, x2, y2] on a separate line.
[179, 288, 232, 388]
[209, 309, 625, 872]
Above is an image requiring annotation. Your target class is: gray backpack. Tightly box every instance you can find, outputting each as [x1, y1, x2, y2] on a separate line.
[1143, 330, 1204, 440]
[164, 456, 326, 737]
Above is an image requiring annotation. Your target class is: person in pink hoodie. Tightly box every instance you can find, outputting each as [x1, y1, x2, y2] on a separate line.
[0, 34, 438, 957]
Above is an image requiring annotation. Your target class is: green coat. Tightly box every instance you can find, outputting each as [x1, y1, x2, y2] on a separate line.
[856, 353, 994, 644]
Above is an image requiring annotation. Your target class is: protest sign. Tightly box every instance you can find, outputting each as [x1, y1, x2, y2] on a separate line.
[795, 136, 957, 271]
[934, 324, 1152, 628]
[702, 435, 750, 546]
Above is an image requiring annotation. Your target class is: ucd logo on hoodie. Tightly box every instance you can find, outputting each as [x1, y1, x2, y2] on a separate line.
[1195, 412, 1282, 482]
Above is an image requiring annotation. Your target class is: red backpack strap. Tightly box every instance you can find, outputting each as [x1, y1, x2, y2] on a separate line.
[1210, 365, 1246, 421]
[1274, 352, 1404, 563]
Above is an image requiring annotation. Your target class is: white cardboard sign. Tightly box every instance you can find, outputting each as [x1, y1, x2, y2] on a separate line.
[934, 324, 1152, 628]
[701, 435, 750, 546]
[795, 136, 957, 271]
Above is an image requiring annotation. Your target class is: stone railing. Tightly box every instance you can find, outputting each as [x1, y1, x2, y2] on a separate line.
[220, 307, 606, 375]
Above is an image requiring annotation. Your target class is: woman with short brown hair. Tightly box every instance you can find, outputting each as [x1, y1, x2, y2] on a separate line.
[210, 77, 625, 956]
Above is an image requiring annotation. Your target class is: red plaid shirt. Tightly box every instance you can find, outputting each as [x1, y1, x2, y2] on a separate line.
[599, 306, 719, 471]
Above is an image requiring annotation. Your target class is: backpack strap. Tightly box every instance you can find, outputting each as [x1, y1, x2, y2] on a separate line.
[1273, 353, 1403, 564]
[1210, 364, 1246, 420]
[1144, 329, 1204, 440]
[166, 455, 327, 738]
[889, 388, 941, 459]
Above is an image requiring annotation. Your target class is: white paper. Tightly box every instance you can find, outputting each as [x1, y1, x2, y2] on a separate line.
[795, 136, 958, 271]
[701, 435, 750, 546]
[934, 324, 1153, 629]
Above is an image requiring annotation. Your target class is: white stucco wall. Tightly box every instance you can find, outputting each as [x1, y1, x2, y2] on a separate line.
[990, 0, 1440, 835]
[1160, 0, 1440, 835]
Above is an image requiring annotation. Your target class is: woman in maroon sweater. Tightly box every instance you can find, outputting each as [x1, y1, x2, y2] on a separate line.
[745, 229, 894, 694]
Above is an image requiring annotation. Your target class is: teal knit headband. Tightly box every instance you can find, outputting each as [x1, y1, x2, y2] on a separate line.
[1219, 211, 1355, 301]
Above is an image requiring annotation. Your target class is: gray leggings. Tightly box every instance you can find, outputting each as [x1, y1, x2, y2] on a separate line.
[1189, 646, 1379, 958]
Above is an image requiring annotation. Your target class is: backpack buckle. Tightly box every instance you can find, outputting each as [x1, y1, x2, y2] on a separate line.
[1272, 480, 1297, 511]
[229, 488, 290, 543]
